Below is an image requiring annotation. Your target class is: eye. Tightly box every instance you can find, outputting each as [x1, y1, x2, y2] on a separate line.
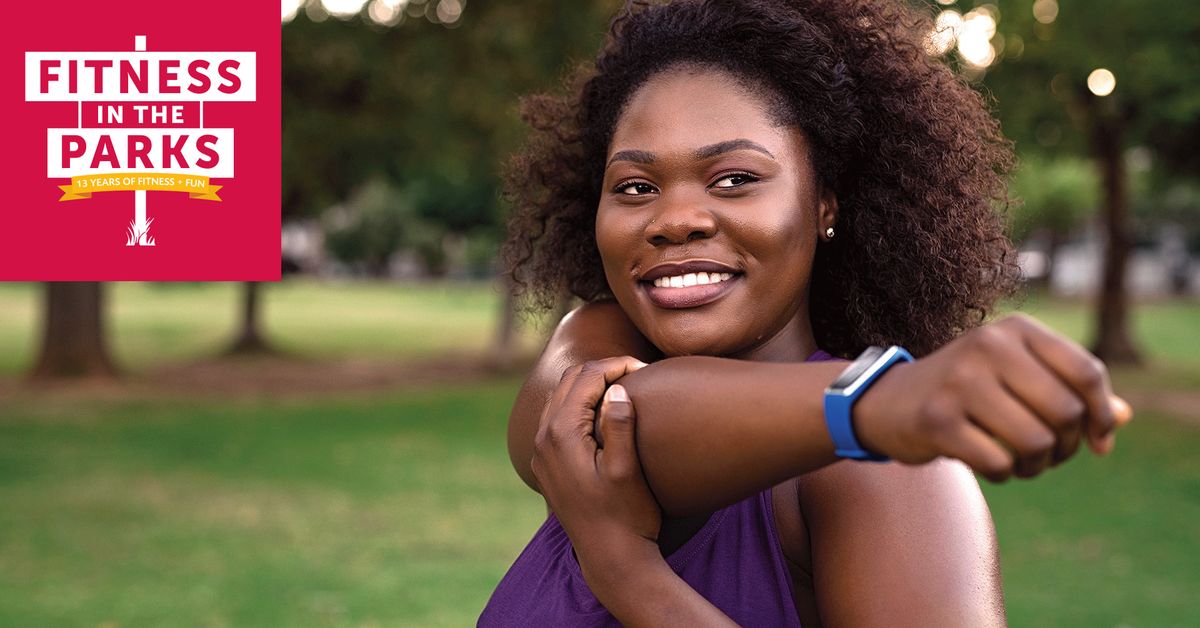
[614, 180, 658, 196]
[712, 172, 759, 189]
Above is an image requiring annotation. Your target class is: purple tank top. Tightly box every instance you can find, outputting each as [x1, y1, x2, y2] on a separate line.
[479, 349, 836, 627]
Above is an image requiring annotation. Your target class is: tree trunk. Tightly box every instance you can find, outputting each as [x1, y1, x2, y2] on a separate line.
[227, 281, 274, 354]
[30, 282, 118, 379]
[489, 273, 519, 371]
[1088, 105, 1142, 364]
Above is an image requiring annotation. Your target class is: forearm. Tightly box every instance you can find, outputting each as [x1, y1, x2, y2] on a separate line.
[507, 301, 849, 517]
[613, 357, 847, 517]
[580, 541, 738, 628]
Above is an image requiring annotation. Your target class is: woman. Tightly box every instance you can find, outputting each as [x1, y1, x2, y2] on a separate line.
[481, 1, 1131, 625]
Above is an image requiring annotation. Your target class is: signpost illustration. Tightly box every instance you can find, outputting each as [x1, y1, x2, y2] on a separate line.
[25, 36, 256, 246]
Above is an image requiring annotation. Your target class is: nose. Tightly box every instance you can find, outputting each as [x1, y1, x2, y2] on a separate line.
[644, 191, 718, 246]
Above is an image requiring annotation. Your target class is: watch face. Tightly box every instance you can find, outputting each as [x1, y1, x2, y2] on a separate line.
[829, 346, 885, 391]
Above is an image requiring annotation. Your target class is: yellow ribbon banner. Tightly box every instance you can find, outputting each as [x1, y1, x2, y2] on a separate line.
[58, 173, 222, 202]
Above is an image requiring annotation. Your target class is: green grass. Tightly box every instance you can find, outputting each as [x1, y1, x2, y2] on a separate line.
[0, 382, 545, 627]
[983, 413, 1200, 627]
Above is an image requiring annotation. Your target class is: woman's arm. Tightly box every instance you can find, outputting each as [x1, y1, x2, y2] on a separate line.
[796, 459, 1005, 627]
[533, 369, 735, 627]
[509, 300, 845, 515]
[512, 302, 1128, 518]
[508, 300, 661, 491]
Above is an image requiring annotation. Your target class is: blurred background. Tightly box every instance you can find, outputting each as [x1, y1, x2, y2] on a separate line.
[1, 0, 1197, 625]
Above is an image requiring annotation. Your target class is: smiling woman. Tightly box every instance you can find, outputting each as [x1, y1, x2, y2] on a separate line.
[484, 1, 1129, 626]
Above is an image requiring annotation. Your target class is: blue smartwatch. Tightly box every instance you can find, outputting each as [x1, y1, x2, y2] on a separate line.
[823, 345, 914, 461]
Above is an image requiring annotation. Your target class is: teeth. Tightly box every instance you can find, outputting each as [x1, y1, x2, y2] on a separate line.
[650, 272, 735, 288]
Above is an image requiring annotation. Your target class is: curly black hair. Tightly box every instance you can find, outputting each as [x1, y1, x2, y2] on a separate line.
[501, 0, 1019, 358]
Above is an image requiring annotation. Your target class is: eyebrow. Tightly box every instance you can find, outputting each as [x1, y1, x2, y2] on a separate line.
[606, 138, 775, 168]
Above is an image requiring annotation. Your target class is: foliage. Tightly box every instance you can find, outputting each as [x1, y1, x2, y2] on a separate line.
[323, 178, 410, 274]
[982, 0, 1200, 175]
[282, 0, 621, 242]
[1007, 153, 1097, 242]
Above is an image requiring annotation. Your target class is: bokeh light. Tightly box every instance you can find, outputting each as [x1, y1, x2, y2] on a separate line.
[322, 0, 368, 19]
[435, 0, 463, 25]
[1033, 0, 1059, 25]
[368, 0, 407, 25]
[957, 7, 998, 68]
[282, 0, 304, 23]
[925, 10, 963, 56]
[1087, 68, 1116, 97]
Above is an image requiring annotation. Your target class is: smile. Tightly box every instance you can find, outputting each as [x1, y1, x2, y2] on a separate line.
[641, 273, 741, 309]
[650, 271, 735, 288]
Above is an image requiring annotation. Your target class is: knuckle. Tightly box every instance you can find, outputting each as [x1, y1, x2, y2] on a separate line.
[1017, 428, 1056, 457]
[1053, 396, 1087, 425]
[919, 394, 959, 434]
[533, 429, 552, 456]
[603, 407, 634, 426]
[560, 364, 584, 384]
[1078, 355, 1107, 390]
[978, 450, 1014, 481]
[945, 361, 980, 391]
[1004, 312, 1035, 330]
[578, 361, 605, 382]
[972, 325, 1008, 353]
[542, 422, 569, 448]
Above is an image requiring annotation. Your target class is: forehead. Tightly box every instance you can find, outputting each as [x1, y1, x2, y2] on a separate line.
[608, 67, 801, 159]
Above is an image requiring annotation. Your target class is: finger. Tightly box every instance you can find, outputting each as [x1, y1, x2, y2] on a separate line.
[1010, 315, 1116, 453]
[563, 356, 649, 417]
[1111, 395, 1134, 428]
[536, 363, 586, 434]
[940, 423, 1014, 483]
[595, 384, 639, 475]
[993, 342, 1086, 465]
[966, 382, 1056, 478]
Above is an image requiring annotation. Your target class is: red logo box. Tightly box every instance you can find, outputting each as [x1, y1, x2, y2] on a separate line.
[0, 1, 280, 280]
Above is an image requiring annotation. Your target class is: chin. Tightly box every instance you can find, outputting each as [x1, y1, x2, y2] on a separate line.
[645, 325, 745, 358]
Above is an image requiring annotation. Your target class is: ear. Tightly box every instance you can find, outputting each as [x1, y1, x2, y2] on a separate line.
[818, 185, 839, 241]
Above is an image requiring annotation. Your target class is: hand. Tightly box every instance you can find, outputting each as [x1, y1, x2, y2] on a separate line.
[531, 357, 662, 562]
[854, 313, 1135, 482]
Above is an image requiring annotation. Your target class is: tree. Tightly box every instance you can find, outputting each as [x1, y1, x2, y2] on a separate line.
[31, 282, 118, 379]
[976, 0, 1200, 363]
[1008, 154, 1098, 285]
[282, 1, 620, 364]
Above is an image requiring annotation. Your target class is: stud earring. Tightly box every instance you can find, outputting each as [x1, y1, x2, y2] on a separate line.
[825, 226, 835, 240]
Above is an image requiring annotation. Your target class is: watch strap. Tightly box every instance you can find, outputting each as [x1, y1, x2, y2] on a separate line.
[823, 345, 914, 461]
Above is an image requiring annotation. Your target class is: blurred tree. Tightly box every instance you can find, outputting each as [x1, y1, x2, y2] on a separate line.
[31, 282, 118, 379]
[981, 0, 1200, 363]
[1009, 154, 1098, 284]
[282, 0, 619, 366]
[324, 178, 430, 275]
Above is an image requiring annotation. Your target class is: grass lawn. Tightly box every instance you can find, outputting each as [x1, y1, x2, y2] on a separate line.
[0, 281, 1197, 625]
[0, 381, 545, 627]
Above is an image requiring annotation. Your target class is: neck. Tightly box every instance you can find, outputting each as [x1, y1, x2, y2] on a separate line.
[729, 308, 817, 363]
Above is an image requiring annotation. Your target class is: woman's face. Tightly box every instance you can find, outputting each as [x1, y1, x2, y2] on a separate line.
[596, 67, 836, 360]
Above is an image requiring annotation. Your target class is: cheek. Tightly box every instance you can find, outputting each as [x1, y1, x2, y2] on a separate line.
[594, 207, 634, 281]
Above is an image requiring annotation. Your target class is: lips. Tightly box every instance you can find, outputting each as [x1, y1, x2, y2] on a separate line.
[638, 259, 742, 309]
[640, 259, 739, 282]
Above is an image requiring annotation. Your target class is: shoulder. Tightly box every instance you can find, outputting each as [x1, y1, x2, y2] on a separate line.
[786, 459, 1005, 627]
[548, 300, 660, 363]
